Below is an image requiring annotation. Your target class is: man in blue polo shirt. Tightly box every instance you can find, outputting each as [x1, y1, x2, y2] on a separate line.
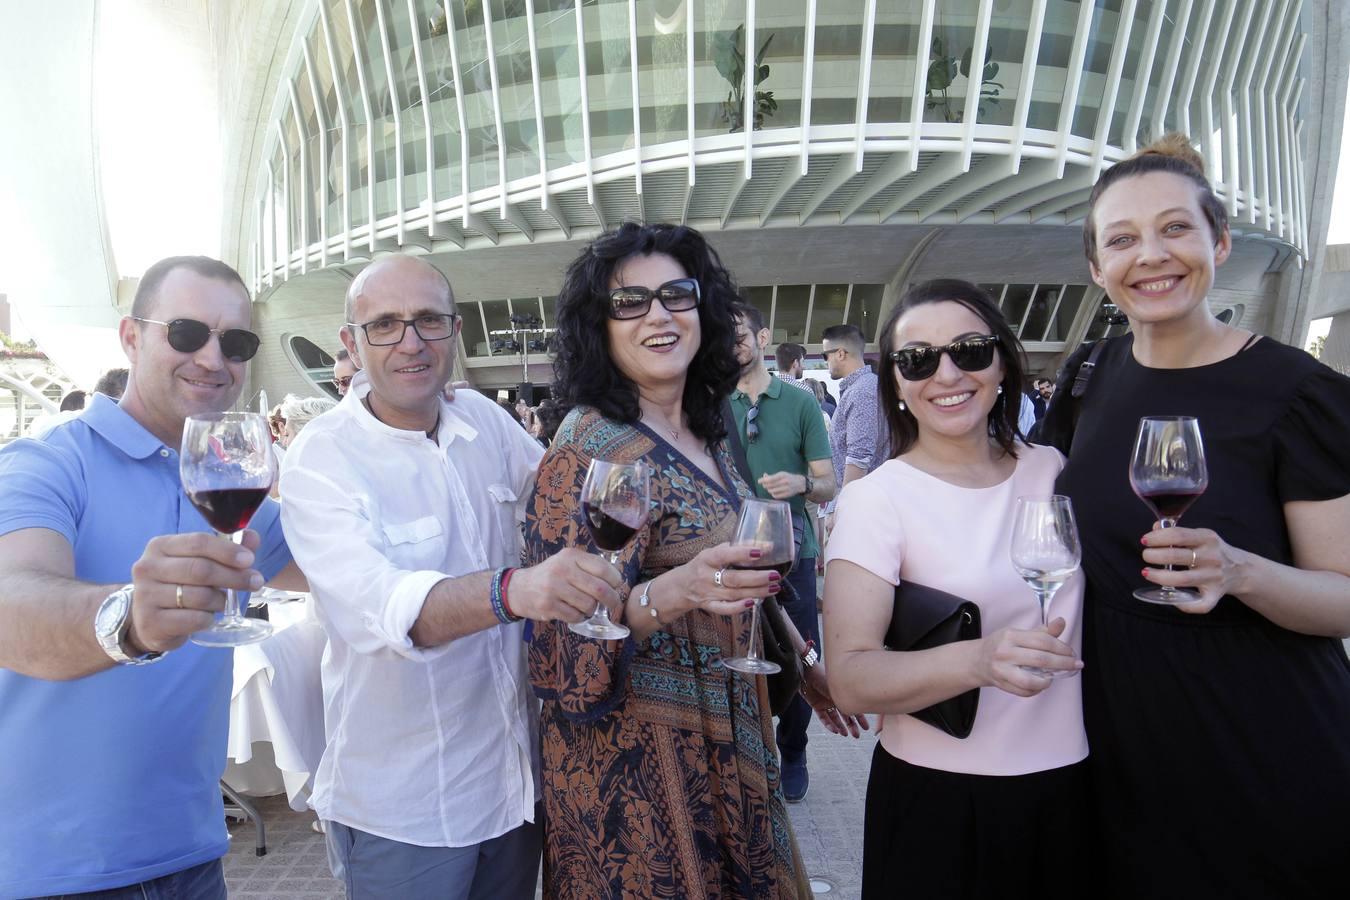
[729, 303, 839, 803]
[0, 256, 297, 898]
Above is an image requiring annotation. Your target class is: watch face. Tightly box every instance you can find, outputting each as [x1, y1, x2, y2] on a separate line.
[96, 591, 131, 637]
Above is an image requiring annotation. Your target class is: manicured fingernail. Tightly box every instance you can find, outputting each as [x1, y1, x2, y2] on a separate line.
[1141, 568, 1150, 577]
[1075, 660, 1086, 668]
[768, 572, 781, 582]
[749, 549, 762, 559]
[768, 585, 780, 594]
[1140, 535, 1149, 545]
[744, 599, 756, 607]
[249, 573, 264, 590]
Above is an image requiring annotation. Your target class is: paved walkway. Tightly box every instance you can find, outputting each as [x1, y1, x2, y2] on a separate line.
[224, 715, 877, 899]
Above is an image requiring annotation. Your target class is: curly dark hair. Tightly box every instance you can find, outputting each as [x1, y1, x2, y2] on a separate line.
[877, 279, 1026, 460]
[550, 222, 741, 449]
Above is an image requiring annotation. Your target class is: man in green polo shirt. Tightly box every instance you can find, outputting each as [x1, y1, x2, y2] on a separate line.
[729, 303, 836, 803]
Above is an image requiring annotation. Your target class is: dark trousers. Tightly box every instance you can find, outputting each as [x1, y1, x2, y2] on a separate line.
[774, 553, 818, 764]
[35, 859, 226, 900]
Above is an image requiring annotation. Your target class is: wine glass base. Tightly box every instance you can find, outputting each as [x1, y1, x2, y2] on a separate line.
[722, 656, 782, 675]
[568, 619, 631, 640]
[1019, 665, 1080, 680]
[191, 618, 273, 647]
[1133, 587, 1203, 605]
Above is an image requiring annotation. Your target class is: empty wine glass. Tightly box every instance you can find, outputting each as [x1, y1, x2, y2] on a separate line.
[722, 498, 794, 676]
[180, 412, 277, 646]
[1129, 416, 1208, 604]
[1009, 495, 1082, 679]
[571, 459, 651, 640]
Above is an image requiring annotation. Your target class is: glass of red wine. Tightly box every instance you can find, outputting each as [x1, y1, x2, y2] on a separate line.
[722, 497, 794, 676]
[570, 458, 651, 640]
[180, 411, 277, 646]
[1129, 416, 1208, 605]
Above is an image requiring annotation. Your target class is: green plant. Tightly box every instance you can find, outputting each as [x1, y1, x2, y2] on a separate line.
[925, 36, 1003, 123]
[714, 24, 778, 133]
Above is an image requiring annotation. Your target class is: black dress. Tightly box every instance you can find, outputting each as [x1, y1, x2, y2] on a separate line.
[1054, 335, 1350, 900]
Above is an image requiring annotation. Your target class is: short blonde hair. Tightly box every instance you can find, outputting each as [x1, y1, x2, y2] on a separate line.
[279, 394, 337, 435]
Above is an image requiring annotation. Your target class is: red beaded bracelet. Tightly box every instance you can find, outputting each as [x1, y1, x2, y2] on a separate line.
[500, 568, 518, 620]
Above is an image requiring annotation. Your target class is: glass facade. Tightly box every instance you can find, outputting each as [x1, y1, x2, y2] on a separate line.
[251, 0, 1308, 283]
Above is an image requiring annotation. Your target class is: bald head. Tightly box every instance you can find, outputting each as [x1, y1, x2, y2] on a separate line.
[344, 256, 454, 326]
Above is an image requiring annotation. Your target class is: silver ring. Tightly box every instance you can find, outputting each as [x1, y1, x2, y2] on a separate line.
[714, 567, 726, 588]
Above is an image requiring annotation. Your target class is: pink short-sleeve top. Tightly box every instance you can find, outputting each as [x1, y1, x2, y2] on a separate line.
[825, 442, 1088, 776]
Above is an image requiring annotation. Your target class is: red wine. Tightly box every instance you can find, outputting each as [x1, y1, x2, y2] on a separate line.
[1137, 488, 1204, 521]
[733, 560, 793, 579]
[583, 502, 641, 551]
[189, 487, 269, 534]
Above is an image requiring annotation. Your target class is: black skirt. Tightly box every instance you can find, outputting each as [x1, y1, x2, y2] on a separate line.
[862, 745, 1090, 900]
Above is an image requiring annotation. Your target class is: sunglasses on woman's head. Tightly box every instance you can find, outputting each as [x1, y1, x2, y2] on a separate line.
[607, 278, 701, 320]
[888, 335, 1000, 381]
[130, 316, 262, 362]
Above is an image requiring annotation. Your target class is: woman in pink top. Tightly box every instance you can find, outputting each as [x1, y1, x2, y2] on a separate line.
[824, 279, 1089, 899]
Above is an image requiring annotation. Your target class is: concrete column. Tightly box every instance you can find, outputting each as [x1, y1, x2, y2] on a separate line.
[1320, 312, 1350, 374]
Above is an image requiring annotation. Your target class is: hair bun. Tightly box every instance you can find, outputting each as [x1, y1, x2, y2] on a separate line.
[1131, 133, 1207, 176]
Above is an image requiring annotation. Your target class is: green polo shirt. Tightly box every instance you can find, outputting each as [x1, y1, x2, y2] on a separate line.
[729, 375, 833, 559]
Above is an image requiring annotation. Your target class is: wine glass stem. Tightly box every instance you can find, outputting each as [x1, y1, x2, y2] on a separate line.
[745, 598, 764, 662]
[222, 531, 246, 622]
[1158, 517, 1178, 575]
[589, 550, 623, 622]
[1034, 589, 1053, 628]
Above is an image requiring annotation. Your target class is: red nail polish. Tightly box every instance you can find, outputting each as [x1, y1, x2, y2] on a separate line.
[1140, 535, 1149, 545]
[749, 549, 763, 559]
[1141, 568, 1149, 577]
[744, 599, 756, 607]
[768, 573, 781, 582]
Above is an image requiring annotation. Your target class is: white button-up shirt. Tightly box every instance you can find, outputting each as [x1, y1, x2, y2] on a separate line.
[279, 377, 544, 847]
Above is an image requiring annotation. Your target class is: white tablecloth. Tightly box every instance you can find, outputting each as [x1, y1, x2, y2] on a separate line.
[223, 610, 327, 812]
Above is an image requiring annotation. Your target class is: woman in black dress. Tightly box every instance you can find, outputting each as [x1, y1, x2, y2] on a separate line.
[1049, 134, 1350, 898]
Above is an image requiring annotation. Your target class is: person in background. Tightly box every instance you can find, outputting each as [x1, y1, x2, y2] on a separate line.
[1048, 133, 1350, 899]
[0, 255, 298, 898]
[527, 222, 846, 898]
[93, 368, 129, 401]
[60, 390, 87, 412]
[332, 348, 357, 397]
[773, 341, 815, 396]
[1026, 378, 1051, 421]
[730, 301, 847, 803]
[820, 323, 884, 532]
[277, 395, 336, 450]
[825, 279, 1087, 899]
[533, 399, 564, 446]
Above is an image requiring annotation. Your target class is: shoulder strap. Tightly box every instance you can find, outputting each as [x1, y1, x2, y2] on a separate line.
[721, 399, 755, 488]
[1070, 338, 1107, 399]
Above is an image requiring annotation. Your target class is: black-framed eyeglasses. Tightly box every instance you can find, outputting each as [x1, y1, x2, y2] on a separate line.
[130, 317, 261, 362]
[333, 376, 353, 390]
[819, 347, 846, 362]
[346, 313, 457, 346]
[746, 403, 760, 443]
[888, 335, 1000, 381]
[607, 278, 701, 320]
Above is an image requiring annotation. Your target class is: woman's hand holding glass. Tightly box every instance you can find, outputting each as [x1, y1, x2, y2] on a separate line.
[973, 620, 1080, 696]
[1140, 523, 1249, 614]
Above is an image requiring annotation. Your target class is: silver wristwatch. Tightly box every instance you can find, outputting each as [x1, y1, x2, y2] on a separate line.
[95, 585, 166, 666]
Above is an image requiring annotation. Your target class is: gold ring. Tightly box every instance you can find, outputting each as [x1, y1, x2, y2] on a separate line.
[176, 585, 186, 610]
[1190, 549, 1198, 569]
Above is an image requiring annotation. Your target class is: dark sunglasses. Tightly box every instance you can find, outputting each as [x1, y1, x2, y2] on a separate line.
[131, 316, 261, 362]
[334, 376, 353, 390]
[819, 347, 846, 362]
[888, 335, 1000, 381]
[746, 403, 760, 443]
[608, 278, 701, 320]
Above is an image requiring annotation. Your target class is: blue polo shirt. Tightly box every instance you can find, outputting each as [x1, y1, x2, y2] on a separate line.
[0, 394, 291, 897]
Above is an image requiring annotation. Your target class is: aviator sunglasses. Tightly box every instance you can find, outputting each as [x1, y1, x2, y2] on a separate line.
[888, 334, 1000, 381]
[130, 317, 261, 362]
[608, 278, 701, 320]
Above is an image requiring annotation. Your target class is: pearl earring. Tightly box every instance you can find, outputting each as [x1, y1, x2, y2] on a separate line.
[898, 400, 906, 411]
[996, 385, 1003, 394]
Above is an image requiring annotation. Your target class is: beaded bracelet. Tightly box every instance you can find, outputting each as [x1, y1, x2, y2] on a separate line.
[490, 567, 522, 625]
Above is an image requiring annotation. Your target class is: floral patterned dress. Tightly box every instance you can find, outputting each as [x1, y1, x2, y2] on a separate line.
[525, 407, 808, 900]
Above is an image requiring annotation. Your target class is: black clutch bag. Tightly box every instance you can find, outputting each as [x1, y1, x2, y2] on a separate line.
[759, 596, 803, 718]
[884, 581, 982, 739]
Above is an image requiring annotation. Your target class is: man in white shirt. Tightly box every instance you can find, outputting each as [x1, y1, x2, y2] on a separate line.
[280, 255, 622, 900]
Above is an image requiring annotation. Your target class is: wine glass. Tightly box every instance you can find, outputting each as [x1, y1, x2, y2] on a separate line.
[722, 497, 794, 676]
[1129, 416, 1208, 604]
[570, 459, 651, 640]
[180, 412, 278, 646]
[1009, 495, 1082, 679]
